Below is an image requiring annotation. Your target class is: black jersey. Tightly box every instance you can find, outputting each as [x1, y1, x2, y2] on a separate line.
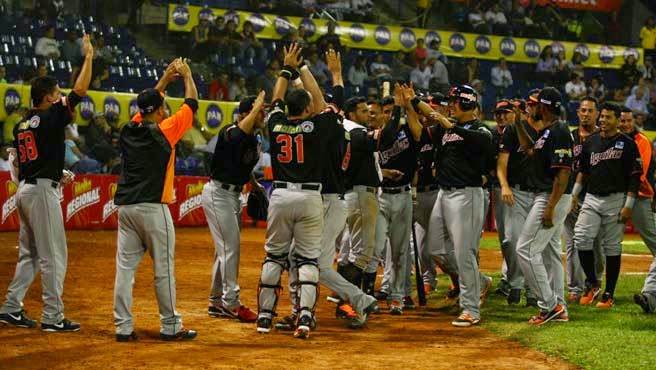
[416, 140, 435, 187]
[267, 100, 341, 184]
[499, 122, 539, 188]
[486, 125, 505, 187]
[321, 117, 350, 195]
[421, 119, 494, 188]
[379, 124, 418, 187]
[525, 121, 574, 193]
[568, 128, 598, 197]
[209, 123, 259, 186]
[14, 92, 82, 182]
[579, 132, 642, 195]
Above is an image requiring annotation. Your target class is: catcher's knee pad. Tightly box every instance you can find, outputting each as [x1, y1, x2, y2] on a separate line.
[258, 252, 288, 317]
[294, 254, 319, 315]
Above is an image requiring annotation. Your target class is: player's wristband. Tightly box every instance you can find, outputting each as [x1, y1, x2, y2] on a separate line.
[624, 196, 636, 209]
[572, 182, 583, 198]
[411, 97, 421, 110]
[284, 65, 300, 80]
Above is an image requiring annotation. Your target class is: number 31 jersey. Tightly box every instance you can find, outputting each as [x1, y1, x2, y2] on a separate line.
[267, 99, 343, 184]
[13, 92, 82, 182]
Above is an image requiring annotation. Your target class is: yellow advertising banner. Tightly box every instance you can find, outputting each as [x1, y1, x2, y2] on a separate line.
[167, 4, 643, 69]
[0, 83, 238, 134]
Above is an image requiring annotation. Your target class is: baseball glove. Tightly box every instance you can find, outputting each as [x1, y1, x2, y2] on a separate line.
[247, 188, 269, 221]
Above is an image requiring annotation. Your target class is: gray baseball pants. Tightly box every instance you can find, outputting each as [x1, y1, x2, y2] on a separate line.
[415, 189, 439, 289]
[1, 179, 67, 325]
[114, 203, 182, 336]
[337, 186, 379, 270]
[574, 193, 625, 257]
[632, 197, 656, 308]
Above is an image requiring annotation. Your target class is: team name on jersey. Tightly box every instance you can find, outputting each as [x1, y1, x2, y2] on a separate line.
[573, 143, 583, 157]
[271, 121, 314, 134]
[420, 143, 433, 153]
[442, 132, 464, 145]
[380, 137, 410, 164]
[590, 147, 622, 166]
[534, 130, 551, 150]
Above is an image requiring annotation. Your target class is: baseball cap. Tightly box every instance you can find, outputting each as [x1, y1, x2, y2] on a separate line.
[137, 88, 164, 114]
[494, 99, 513, 113]
[537, 87, 562, 109]
[429, 92, 449, 108]
[238, 95, 258, 114]
[511, 98, 526, 111]
[527, 88, 541, 104]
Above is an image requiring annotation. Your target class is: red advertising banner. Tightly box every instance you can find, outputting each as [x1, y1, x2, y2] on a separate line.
[0, 172, 19, 230]
[537, 0, 624, 12]
[174, 176, 209, 227]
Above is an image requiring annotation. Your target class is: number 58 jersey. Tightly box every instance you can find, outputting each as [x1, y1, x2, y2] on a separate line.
[13, 92, 82, 182]
[267, 100, 344, 184]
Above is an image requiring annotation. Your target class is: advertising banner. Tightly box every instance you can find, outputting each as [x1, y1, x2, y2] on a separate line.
[536, 0, 624, 12]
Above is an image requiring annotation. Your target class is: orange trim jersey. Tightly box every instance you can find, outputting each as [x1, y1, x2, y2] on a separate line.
[114, 99, 198, 205]
[633, 131, 655, 198]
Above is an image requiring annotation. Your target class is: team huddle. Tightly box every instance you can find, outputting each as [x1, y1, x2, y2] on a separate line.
[2, 40, 656, 341]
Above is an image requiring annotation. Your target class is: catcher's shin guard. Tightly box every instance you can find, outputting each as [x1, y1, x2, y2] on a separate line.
[258, 252, 288, 319]
[294, 254, 320, 320]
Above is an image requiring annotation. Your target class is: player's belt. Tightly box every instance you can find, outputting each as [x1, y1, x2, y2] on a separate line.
[417, 184, 439, 193]
[441, 186, 467, 192]
[381, 185, 411, 194]
[212, 180, 242, 193]
[273, 181, 322, 192]
[349, 185, 377, 194]
[512, 184, 539, 193]
[589, 192, 621, 197]
[23, 178, 58, 189]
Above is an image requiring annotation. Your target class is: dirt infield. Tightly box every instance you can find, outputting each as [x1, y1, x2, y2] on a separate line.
[1, 228, 650, 370]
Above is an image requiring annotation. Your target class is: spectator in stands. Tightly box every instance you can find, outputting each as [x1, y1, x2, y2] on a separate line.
[640, 16, 656, 60]
[410, 59, 432, 90]
[491, 58, 513, 97]
[209, 71, 230, 101]
[613, 83, 632, 104]
[93, 34, 114, 63]
[391, 51, 413, 82]
[348, 55, 369, 92]
[308, 51, 330, 85]
[471, 79, 485, 108]
[565, 12, 583, 42]
[175, 140, 206, 176]
[0, 66, 6, 83]
[508, 1, 526, 36]
[466, 58, 480, 84]
[35, 26, 60, 59]
[565, 73, 587, 102]
[2, 106, 25, 144]
[316, 21, 342, 55]
[427, 39, 447, 65]
[414, 38, 427, 63]
[64, 125, 102, 174]
[468, 4, 489, 34]
[240, 21, 266, 64]
[229, 75, 249, 102]
[485, 3, 510, 36]
[554, 50, 571, 86]
[416, 0, 431, 27]
[588, 76, 607, 102]
[641, 56, 655, 81]
[0, 144, 10, 171]
[90, 64, 111, 91]
[632, 77, 651, 100]
[256, 64, 277, 100]
[192, 18, 211, 61]
[85, 113, 120, 173]
[429, 57, 449, 93]
[182, 117, 212, 152]
[225, 20, 243, 56]
[621, 54, 643, 87]
[62, 30, 83, 65]
[35, 64, 47, 80]
[536, 45, 556, 83]
[626, 87, 651, 116]
[370, 53, 392, 81]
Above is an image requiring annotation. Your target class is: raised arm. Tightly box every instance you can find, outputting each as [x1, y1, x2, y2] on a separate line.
[72, 34, 94, 97]
[237, 90, 266, 135]
[179, 59, 199, 101]
[513, 106, 535, 156]
[299, 50, 328, 113]
[400, 84, 422, 142]
[273, 43, 303, 103]
[155, 58, 182, 93]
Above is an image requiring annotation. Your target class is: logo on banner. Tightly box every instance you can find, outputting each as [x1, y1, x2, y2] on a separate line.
[622, 47, 638, 62]
[425, 31, 441, 45]
[198, 7, 214, 22]
[224, 10, 240, 26]
[179, 181, 205, 220]
[574, 44, 590, 62]
[2, 181, 17, 224]
[374, 26, 391, 45]
[128, 98, 139, 117]
[274, 16, 292, 35]
[206, 104, 223, 128]
[551, 42, 565, 56]
[449, 33, 466, 52]
[500, 37, 516, 56]
[66, 178, 101, 222]
[399, 28, 416, 49]
[349, 24, 366, 43]
[102, 183, 118, 222]
[79, 96, 95, 120]
[103, 96, 120, 120]
[4, 88, 20, 113]
[300, 18, 316, 37]
[172, 6, 190, 26]
[474, 35, 491, 54]
[524, 39, 540, 58]
[600, 45, 616, 64]
[248, 13, 267, 33]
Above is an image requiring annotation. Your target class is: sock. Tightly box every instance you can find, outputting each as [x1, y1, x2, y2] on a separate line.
[604, 255, 621, 297]
[578, 250, 597, 287]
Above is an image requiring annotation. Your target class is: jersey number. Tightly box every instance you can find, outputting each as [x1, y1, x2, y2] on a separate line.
[276, 134, 305, 164]
[17, 131, 38, 163]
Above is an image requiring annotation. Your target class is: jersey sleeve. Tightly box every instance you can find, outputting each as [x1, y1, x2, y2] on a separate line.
[224, 125, 246, 143]
[625, 139, 643, 195]
[578, 138, 591, 175]
[499, 125, 517, 153]
[550, 125, 574, 170]
[51, 91, 83, 129]
[267, 99, 286, 129]
[159, 98, 198, 147]
[420, 125, 443, 147]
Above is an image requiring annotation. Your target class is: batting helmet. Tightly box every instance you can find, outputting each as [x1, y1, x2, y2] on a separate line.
[449, 84, 478, 111]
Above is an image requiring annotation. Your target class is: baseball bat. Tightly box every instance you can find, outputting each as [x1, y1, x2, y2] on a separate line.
[411, 223, 427, 306]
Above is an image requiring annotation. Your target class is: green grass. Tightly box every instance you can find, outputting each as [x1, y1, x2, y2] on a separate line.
[479, 233, 653, 255]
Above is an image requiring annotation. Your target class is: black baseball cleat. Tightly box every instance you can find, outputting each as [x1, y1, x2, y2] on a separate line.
[160, 329, 197, 341]
[507, 289, 522, 305]
[293, 314, 313, 339]
[257, 317, 272, 334]
[349, 301, 378, 329]
[41, 318, 80, 332]
[525, 297, 538, 308]
[0, 310, 37, 328]
[634, 293, 653, 313]
[374, 291, 389, 301]
[116, 331, 138, 342]
[402, 296, 416, 310]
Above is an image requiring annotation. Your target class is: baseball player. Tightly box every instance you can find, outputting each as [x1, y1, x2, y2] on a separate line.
[202, 92, 266, 323]
[573, 102, 642, 308]
[562, 97, 604, 302]
[410, 85, 494, 327]
[113, 58, 199, 341]
[0, 34, 93, 332]
[514, 87, 573, 325]
[256, 43, 346, 339]
[617, 108, 656, 313]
